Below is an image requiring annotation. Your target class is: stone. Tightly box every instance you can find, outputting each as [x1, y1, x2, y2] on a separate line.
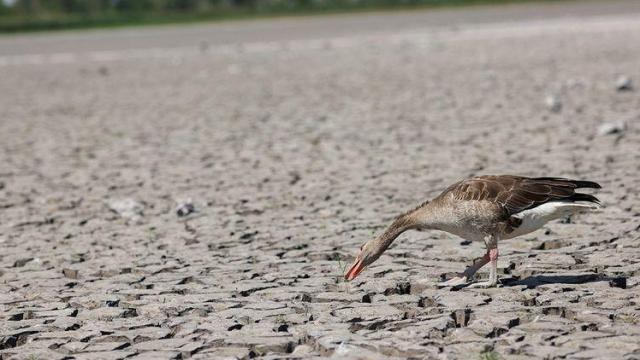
[107, 198, 144, 223]
[545, 94, 562, 113]
[63, 268, 79, 279]
[176, 200, 195, 217]
[597, 121, 627, 136]
[615, 76, 633, 91]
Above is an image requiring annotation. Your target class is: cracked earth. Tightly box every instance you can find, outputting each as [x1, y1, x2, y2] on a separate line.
[1, 1, 640, 359]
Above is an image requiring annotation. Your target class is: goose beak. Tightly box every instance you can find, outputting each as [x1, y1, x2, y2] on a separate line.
[345, 257, 365, 281]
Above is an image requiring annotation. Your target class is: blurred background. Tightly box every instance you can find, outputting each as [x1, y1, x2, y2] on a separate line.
[1, 0, 564, 32]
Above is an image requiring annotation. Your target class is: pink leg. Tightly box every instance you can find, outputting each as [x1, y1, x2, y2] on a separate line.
[438, 250, 491, 287]
[489, 248, 499, 283]
[489, 248, 499, 262]
[469, 247, 499, 288]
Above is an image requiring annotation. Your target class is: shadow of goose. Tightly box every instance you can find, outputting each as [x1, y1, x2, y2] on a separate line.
[500, 273, 627, 289]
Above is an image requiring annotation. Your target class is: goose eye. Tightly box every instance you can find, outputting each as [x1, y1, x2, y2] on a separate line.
[360, 245, 364, 251]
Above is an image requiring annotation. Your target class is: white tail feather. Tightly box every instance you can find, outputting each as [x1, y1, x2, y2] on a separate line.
[505, 201, 599, 239]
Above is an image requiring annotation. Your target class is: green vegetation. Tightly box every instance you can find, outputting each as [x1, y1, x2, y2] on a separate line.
[0, 0, 569, 33]
[480, 350, 501, 360]
[336, 253, 347, 285]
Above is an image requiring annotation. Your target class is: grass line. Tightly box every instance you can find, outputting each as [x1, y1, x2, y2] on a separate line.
[0, 0, 579, 34]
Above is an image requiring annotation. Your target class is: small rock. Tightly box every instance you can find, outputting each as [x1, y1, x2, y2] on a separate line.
[295, 293, 312, 302]
[452, 308, 472, 327]
[361, 293, 372, 303]
[383, 281, 411, 295]
[122, 308, 138, 318]
[105, 299, 120, 307]
[107, 198, 144, 222]
[615, 76, 633, 91]
[176, 200, 195, 217]
[545, 94, 562, 113]
[597, 121, 627, 136]
[62, 268, 79, 279]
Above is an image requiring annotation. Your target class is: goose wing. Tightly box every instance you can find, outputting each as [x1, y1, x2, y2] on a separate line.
[444, 175, 600, 217]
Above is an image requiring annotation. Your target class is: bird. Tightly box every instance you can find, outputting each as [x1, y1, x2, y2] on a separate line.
[344, 175, 601, 288]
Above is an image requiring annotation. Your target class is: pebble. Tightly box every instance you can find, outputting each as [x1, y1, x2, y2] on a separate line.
[63, 268, 79, 279]
[176, 200, 195, 217]
[615, 76, 633, 91]
[107, 198, 144, 223]
[545, 94, 562, 113]
[597, 121, 627, 136]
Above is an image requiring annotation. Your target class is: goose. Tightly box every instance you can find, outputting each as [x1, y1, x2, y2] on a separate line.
[344, 175, 601, 288]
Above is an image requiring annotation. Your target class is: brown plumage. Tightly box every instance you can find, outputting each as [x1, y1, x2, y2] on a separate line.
[442, 175, 600, 216]
[344, 175, 601, 287]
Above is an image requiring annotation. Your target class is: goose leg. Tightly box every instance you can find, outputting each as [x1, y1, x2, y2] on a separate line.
[438, 252, 490, 287]
[468, 248, 499, 288]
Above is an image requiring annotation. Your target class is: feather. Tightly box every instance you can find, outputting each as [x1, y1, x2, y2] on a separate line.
[440, 175, 601, 218]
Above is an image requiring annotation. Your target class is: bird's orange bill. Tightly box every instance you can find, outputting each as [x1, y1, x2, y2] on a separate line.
[344, 258, 364, 281]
